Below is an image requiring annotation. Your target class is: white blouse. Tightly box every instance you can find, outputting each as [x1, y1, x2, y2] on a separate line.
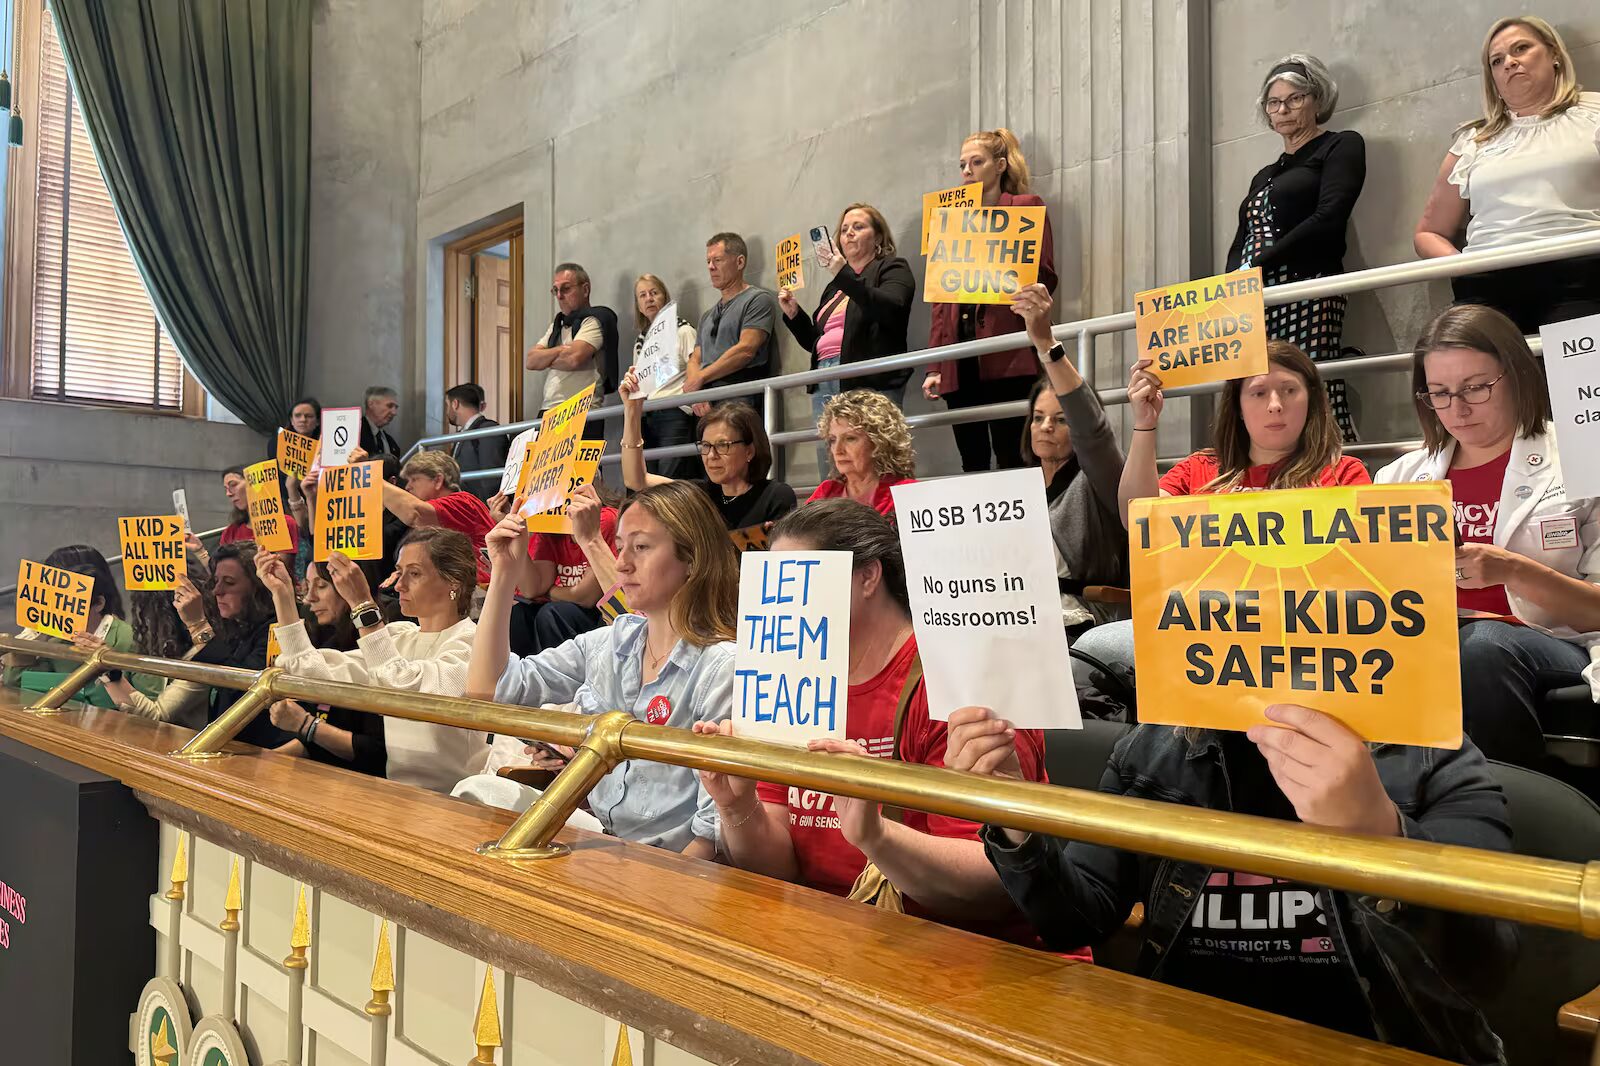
[1447, 92, 1600, 251]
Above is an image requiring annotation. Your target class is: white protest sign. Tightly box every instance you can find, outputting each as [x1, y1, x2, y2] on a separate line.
[1540, 312, 1600, 500]
[171, 489, 191, 532]
[733, 551, 851, 747]
[634, 301, 684, 398]
[321, 406, 362, 467]
[893, 469, 1081, 730]
[498, 426, 540, 496]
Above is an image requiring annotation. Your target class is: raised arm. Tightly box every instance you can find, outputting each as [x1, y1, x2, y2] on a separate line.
[568, 486, 618, 598]
[619, 367, 671, 491]
[1117, 358, 1165, 526]
[467, 515, 527, 700]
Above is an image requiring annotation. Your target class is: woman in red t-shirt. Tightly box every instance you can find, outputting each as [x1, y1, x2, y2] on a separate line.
[1377, 304, 1600, 768]
[348, 448, 494, 585]
[805, 389, 917, 516]
[1074, 340, 1370, 694]
[216, 465, 302, 565]
[693, 499, 1071, 951]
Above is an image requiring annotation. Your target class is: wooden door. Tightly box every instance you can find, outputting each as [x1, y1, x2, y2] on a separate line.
[443, 220, 525, 430]
[473, 251, 512, 421]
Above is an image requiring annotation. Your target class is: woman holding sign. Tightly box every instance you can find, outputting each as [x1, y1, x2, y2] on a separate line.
[619, 370, 797, 530]
[1074, 341, 1368, 700]
[469, 481, 738, 856]
[922, 128, 1057, 472]
[260, 527, 488, 792]
[3, 546, 136, 702]
[630, 274, 701, 480]
[807, 389, 917, 516]
[946, 704, 1513, 1061]
[694, 500, 1055, 946]
[1378, 304, 1600, 768]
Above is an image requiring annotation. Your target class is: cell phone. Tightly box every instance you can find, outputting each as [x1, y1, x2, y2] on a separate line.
[808, 225, 835, 257]
[521, 738, 569, 762]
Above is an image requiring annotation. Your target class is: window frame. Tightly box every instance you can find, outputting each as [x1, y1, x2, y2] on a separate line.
[1, 0, 203, 417]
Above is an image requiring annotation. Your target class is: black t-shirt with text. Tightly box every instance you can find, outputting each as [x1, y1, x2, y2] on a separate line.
[689, 478, 797, 531]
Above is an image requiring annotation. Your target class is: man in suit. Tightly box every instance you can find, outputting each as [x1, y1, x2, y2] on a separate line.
[360, 385, 402, 458]
[446, 383, 510, 501]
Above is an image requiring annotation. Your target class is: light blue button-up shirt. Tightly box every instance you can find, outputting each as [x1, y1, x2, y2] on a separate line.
[493, 614, 733, 851]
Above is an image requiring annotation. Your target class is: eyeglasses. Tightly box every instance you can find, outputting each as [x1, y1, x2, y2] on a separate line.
[697, 439, 750, 456]
[550, 284, 579, 297]
[1415, 373, 1506, 409]
[1264, 92, 1312, 114]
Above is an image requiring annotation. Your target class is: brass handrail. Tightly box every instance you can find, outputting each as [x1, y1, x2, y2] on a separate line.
[4, 631, 1598, 938]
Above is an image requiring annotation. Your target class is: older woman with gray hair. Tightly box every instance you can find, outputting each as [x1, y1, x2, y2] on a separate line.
[1226, 53, 1366, 442]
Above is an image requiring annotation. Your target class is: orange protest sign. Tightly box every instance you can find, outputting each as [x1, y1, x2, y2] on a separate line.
[244, 460, 295, 552]
[775, 233, 805, 291]
[1128, 483, 1462, 748]
[922, 204, 1046, 305]
[517, 385, 595, 518]
[920, 181, 981, 254]
[117, 515, 185, 591]
[728, 524, 770, 553]
[276, 428, 319, 480]
[525, 439, 607, 534]
[315, 460, 383, 561]
[15, 559, 95, 639]
[266, 624, 281, 666]
[1133, 267, 1268, 389]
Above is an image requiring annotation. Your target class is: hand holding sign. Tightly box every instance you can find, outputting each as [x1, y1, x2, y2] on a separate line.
[775, 234, 805, 292]
[484, 513, 531, 576]
[321, 407, 361, 467]
[1128, 358, 1166, 429]
[1247, 704, 1400, 836]
[15, 560, 95, 639]
[315, 460, 383, 561]
[117, 515, 186, 591]
[923, 205, 1046, 305]
[733, 552, 851, 746]
[633, 305, 684, 398]
[1132, 268, 1267, 389]
[173, 574, 206, 629]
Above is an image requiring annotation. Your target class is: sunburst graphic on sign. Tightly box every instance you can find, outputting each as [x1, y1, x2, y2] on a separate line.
[1132, 267, 1268, 388]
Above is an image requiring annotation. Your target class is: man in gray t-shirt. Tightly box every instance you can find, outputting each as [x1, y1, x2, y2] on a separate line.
[686, 231, 779, 414]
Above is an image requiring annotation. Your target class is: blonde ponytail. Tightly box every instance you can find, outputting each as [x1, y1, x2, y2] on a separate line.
[963, 127, 1032, 195]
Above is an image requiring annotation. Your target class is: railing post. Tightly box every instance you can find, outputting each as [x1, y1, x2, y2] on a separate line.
[27, 648, 107, 713]
[479, 710, 634, 859]
[1076, 329, 1095, 388]
[171, 667, 283, 759]
[763, 384, 784, 483]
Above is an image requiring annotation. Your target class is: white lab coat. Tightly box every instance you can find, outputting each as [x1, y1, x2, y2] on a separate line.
[1375, 429, 1600, 665]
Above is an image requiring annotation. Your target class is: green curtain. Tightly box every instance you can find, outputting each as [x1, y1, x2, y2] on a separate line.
[50, 0, 310, 434]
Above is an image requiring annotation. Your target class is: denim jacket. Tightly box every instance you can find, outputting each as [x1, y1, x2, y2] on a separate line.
[984, 726, 1516, 1064]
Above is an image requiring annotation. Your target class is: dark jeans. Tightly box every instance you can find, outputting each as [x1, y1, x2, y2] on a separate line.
[642, 406, 703, 480]
[945, 374, 1036, 472]
[509, 599, 606, 657]
[1458, 620, 1590, 768]
[1451, 254, 1600, 336]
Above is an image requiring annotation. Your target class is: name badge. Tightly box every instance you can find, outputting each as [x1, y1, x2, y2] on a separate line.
[1540, 517, 1579, 551]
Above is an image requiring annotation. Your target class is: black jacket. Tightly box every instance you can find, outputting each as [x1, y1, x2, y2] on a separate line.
[781, 256, 915, 394]
[559, 305, 622, 395]
[452, 414, 510, 501]
[359, 418, 402, 459]
[1225, 129, 1366, 281]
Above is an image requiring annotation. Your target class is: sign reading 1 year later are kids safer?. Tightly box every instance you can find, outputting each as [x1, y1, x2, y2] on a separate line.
[1540, 312, 1600, 499]
[1133, 267, 1267, 389]
[893, 470, 1081, 730]
[117, 515, 185, 591]
[1128, 483, 1462, 747]
[15, 560, 95, 639]
[733, 551, 851, 746]
[923, 204, 1046, 305]
[244, 460, 295, 552]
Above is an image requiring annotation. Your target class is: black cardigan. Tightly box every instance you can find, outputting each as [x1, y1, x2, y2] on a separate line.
[781, 256, 915, 393]
[1225, 129, 1366, 281]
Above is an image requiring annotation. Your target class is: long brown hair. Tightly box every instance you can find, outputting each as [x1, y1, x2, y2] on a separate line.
[962, 128, 1032, 195]
[1410, 304, 1550, 454]
[620, 481, 738, 646]
[1201, 340, 1342, 493]
[395, 527, 476, 619]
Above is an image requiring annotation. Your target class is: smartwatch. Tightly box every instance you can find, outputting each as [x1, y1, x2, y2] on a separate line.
[105, 669, 124, 683]
[350, 601, 383, 630]
[1042, 342, 1067, 364]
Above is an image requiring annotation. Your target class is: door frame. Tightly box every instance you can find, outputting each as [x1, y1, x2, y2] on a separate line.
[443, 217, 525, 424]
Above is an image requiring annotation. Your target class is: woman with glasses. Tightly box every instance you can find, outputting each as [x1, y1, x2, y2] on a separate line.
[1226, 53, 1366, 443]
[1377, 304, 1600, 768]
[618, 367, 797, 531]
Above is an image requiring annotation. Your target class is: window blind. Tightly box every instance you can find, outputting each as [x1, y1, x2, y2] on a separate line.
[30, 14, 184, 410]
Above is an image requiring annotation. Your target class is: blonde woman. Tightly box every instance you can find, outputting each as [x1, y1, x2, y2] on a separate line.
[1415, 15, 1600, 332]
[806, 389, 917, 515]
[630, 273, 701, 479]
[469, 480, 740, 857]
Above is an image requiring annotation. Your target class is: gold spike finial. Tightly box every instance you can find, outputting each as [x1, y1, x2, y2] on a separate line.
[164, 834, 188, 901]
[284, 885, 312, 969]
[611, 1026, 634, 1066]
[371, 921, 395, 993]
[474, 967, 503, 1056]
[219, 857, 243, 931]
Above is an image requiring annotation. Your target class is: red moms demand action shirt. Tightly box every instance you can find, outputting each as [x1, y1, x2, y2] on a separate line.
[1159, 453, 1370, 495]
[1447, 450, 1513, 616]
[429, 491, 495, 583]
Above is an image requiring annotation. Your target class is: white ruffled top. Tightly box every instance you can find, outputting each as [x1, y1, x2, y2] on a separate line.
[1447, 91, 1600, 251]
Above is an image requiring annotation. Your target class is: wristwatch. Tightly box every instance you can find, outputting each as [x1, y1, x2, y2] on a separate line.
[350, 601, 383, 630]
[1042, 341, 1067, 364]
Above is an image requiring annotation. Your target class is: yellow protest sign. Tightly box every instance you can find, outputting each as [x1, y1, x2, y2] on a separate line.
[729, 524, 770, 553]
[315, 460, 383, 561]
[517, 385, 595, 518]
[923, 204, 1046, 305]
[276, 428, 319, 481]
[775, 233, 805, 291]
[525, 439, 607, 534]
[920, 181, 981, 254]
[117, 515, 185, 591]
[1129, 483, 1462, 748]
[266, 624, 281, 666]
[244, 460, 295, 552]
[14, 560, 95, 639]
[1133, 267, 1268, 389]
